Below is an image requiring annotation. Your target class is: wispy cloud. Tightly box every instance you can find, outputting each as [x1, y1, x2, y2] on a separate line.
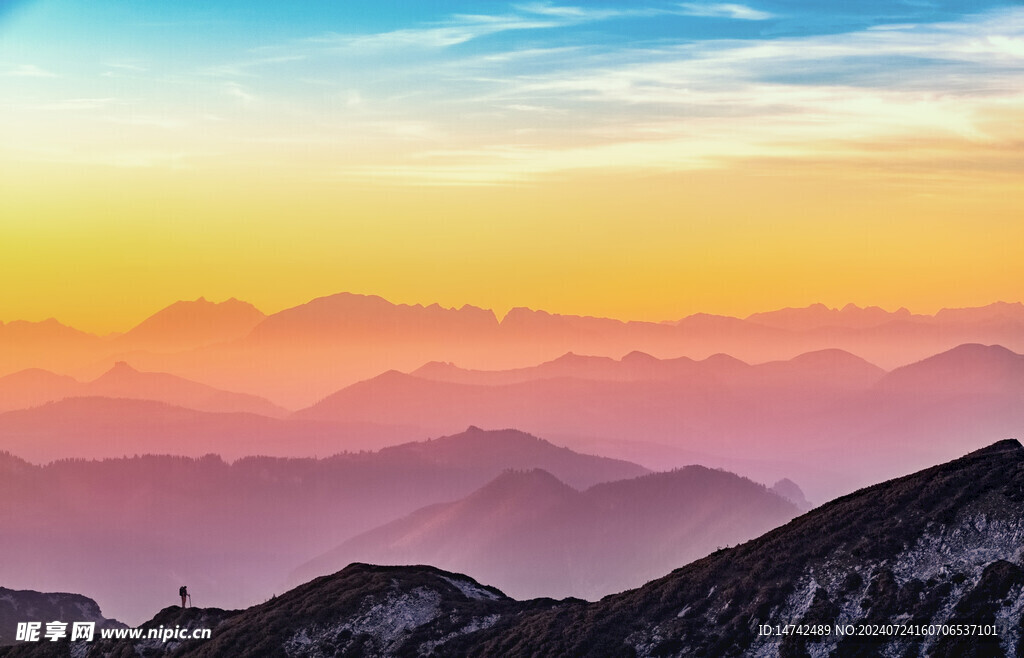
[300, 3, 672, 55]
[309, 14, 558, 52]
[515, 3, 645, 21]
[30, 98, 115, 111]
[9, 0, 1020, 188]
[200, 54, 307, 78]
[327, 6, 1024, 185]
[224, 82, 256, 106]
[4, 64, 58, 78]
[1, 144, 211, 169]
[678, 3, 773, 21]
[336, 137, 804, 186]
[104, 61, 148, 72]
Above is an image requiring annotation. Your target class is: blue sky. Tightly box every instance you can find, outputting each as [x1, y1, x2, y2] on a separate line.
[2, 0, 1023, 182]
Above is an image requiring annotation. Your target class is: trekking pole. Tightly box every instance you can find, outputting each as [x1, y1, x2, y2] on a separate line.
[188, 594, 193, 607]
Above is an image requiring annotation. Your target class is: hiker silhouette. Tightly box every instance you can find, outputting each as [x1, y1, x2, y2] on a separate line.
[179, 585, 188, 608]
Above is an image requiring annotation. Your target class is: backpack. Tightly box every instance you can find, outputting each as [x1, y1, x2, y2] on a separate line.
[179, 586, 186, 597]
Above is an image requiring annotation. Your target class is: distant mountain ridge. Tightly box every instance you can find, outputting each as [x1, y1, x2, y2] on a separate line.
[744, 302, 919, 330]
[3, 342, 1022, 503]
[411, 347, 884, 388]
[876, 343, 1024, 397]
[0, 397, 416, 463]
[0, 360, 287, 416]
[3, 294, 1024, 407]
[294, 343, 1024, 501]
[248, 292, 499, 341]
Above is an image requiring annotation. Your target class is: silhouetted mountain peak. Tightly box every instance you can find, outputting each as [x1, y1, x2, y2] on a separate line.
[372, 427, 648, 489]
[471, 468, 578, 502]
[412, 360, 458, 373]
[501, 306, 545, 323]
[777, 348, 886, 383]
[621, 350, 657, 363]
[0, 317, 95, 339]
[878, 343, 1024, 395]
[0, 367, 78, 386]
[455, 427, 579, 453]
[119, 297, 265, 350]
[103, 360, 140, 376]
[787, 347, 875, 366]
[942, 342, 1018, 360]
[585, 465, 791, 507]
[409, 427, 554, 456]
[771, 477, 811, 510]
[702, 352, 748, 367]
[255, 292, 499, 339]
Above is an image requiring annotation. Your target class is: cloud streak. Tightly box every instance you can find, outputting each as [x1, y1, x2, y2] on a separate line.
[323, 6, 1024, 184]
[4, 1, 1023, 183]
[678, 3, 773, 21]
[4, 64, 57, 78]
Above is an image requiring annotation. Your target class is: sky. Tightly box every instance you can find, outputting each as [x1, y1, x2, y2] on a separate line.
[1, 0, 1023, 333]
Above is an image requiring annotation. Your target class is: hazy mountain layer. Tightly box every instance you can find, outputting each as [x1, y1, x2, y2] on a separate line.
[295, 466, 800, 600]
[0, 362, 286, 416]
[10, 439, 1018, 657]
[298, 343, 1024, 500]
[4, 294, 1023, 407]
[0, 428, 644, 623]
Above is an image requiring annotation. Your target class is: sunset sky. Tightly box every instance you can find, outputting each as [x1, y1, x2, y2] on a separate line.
[2, 0, 1022, 334]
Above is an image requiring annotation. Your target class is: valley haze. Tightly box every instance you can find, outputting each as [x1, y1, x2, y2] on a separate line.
[1, 292, 1023, 637]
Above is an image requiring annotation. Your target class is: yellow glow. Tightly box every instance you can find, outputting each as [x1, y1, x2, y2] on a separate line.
[2, 151, 1021, 334]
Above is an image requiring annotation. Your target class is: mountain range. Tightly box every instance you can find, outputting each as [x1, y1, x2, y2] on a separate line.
[0, 428, 646, 623]
[293, 343, 1024, 500]
[2, 341, 1022, 503]
[0, 361, 286, 416]
[4, 438, 1019, 656]
[3, 293, 1023, 407]
[0, 397, 405, 462]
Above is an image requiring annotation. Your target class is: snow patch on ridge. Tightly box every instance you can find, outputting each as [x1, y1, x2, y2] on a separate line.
[283, 587, 442, 657]
[440, 575, 500, 601]
[419, 613, 502, 654]
[720, 508, 1024, 658]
